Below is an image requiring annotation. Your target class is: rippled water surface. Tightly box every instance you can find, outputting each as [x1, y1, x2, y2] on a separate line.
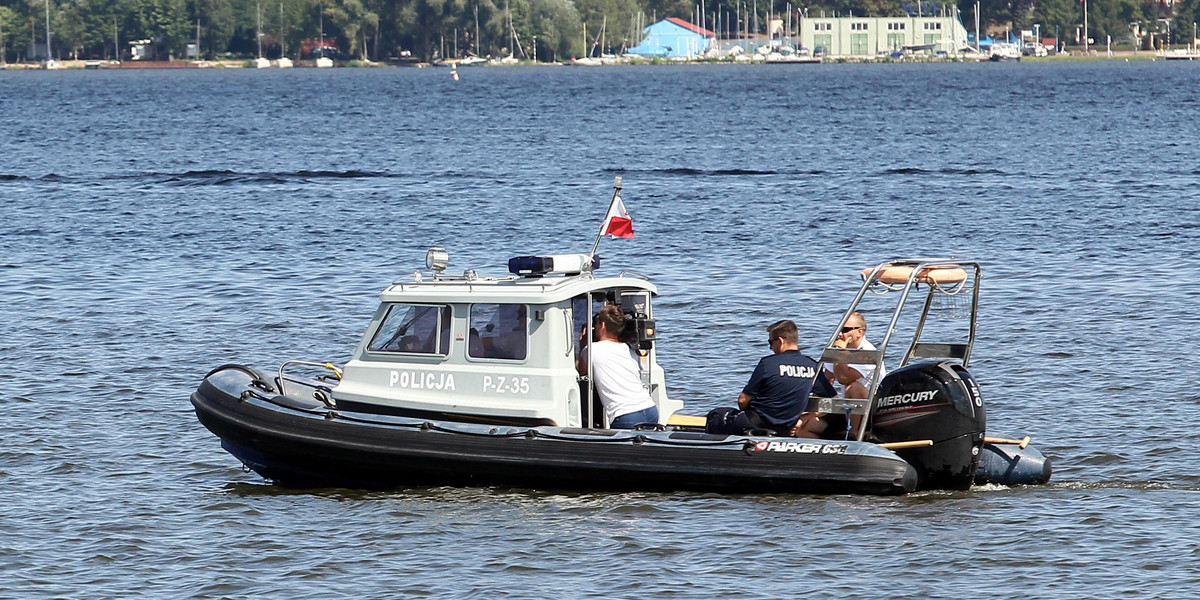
[4, 63, 1200, 598]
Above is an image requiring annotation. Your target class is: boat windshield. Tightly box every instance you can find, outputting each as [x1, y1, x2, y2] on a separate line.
[368, 304, 451, 355]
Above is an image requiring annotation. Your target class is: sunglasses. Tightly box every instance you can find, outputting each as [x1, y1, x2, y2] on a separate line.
[840, 326, 863, 333]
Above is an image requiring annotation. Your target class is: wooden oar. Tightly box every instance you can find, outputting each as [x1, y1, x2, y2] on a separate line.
[876, 440, 933, 450]
[984, 435, 1031, 449]
[868, 437, 1032, 450]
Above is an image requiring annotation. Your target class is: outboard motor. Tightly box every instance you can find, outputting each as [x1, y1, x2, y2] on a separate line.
[870, 361, 986, 490]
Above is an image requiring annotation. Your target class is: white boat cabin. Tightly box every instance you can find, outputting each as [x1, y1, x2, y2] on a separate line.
[333, 250, 683, 428]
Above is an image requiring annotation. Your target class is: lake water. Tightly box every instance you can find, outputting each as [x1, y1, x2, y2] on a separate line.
[3, 62, 1199, 598]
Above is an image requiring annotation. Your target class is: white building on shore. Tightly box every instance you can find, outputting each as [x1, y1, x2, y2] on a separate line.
[797, 9, 972, 58]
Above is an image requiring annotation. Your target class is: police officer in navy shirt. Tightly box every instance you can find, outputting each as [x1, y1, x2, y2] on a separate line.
[707, 320, 835, 436]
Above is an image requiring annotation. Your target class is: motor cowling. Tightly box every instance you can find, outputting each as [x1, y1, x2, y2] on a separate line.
[870, 361, 986, 490]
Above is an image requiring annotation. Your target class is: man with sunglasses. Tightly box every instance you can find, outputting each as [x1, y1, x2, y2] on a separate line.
[790, 312, 881, 438]
[705, 319, 835, 436]
[825, 312, 880, 399]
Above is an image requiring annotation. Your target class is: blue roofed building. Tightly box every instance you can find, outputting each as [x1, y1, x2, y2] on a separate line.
[628, 18, 715, 58]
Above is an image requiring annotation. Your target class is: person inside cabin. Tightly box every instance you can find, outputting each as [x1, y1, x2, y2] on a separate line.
[706, 319, 835, 437]
[485, 304, 527, 360]
[575, 304, 659, 429]
[790, 312, 882, 438]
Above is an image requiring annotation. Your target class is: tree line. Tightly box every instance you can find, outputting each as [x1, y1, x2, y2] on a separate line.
[985, 0, 1197, 49]
[0, 0, 1196, 63]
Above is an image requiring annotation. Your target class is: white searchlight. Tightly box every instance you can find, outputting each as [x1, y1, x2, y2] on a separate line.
[425, 247, 449, 274]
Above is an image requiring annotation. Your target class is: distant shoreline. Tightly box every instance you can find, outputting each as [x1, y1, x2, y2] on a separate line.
[0, 50, 1181, 70]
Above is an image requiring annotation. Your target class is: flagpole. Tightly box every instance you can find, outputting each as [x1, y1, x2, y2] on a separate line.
[589, 176, 623, 257]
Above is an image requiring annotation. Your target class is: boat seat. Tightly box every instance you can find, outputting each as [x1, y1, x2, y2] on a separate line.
[805, 396, 871, 441]
[805, 396, 872, 416]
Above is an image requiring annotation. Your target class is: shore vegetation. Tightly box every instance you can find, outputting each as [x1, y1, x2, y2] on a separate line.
[0, 0, 1197, 65]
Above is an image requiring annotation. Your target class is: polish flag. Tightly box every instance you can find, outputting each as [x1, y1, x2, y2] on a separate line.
[603, 196, 635, 239]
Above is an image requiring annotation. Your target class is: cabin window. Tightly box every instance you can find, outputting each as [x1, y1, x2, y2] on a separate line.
[572, 296, 590, 355]
[367, 304, 452, 355]
[468, 304, 527, 361]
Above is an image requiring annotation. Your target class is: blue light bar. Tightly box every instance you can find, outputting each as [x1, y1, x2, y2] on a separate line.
[508, 254, 599, 277]
[509, 256, 554, 275]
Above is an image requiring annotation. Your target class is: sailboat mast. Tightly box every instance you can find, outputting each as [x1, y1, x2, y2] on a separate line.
[256, 3, 262, 58]
[974, 1, 980, 52]
[44, 0, 52, 61]
[280, 3, 285, 57]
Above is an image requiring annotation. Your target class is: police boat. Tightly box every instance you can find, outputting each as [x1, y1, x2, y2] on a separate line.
[191, 184, 1048, 495]
[192, 253, 1049, 495]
